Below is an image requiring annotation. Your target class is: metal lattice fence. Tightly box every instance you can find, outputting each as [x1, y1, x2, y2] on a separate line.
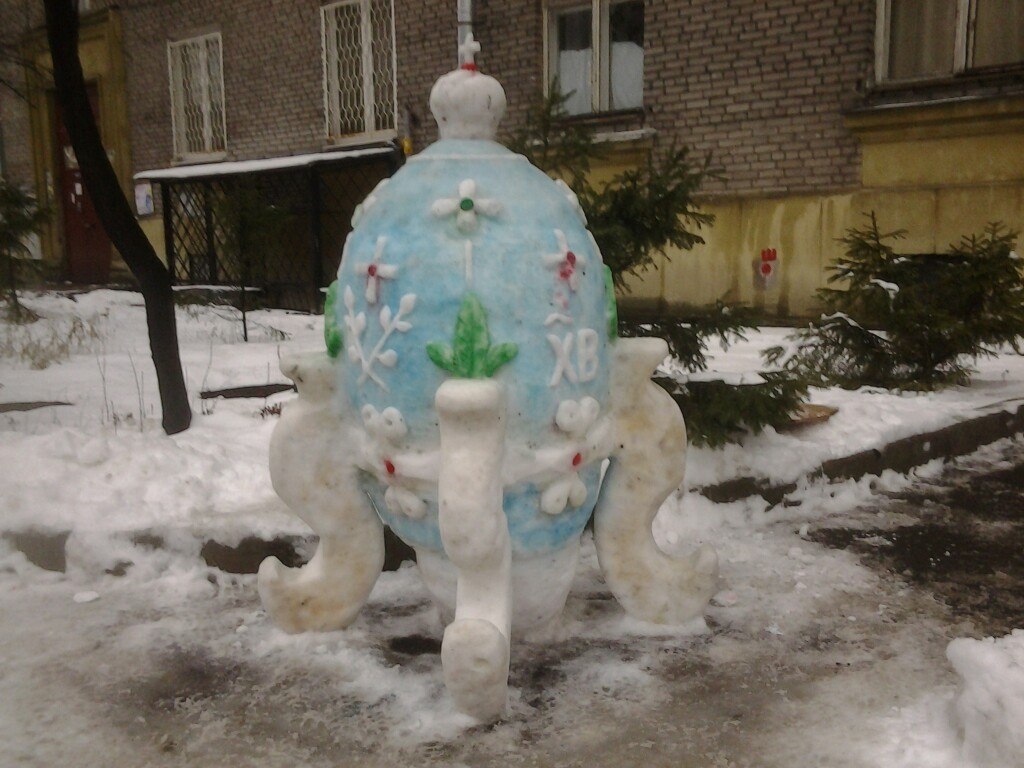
[321, 0, 397, 143]
[158, 149, 402, 311]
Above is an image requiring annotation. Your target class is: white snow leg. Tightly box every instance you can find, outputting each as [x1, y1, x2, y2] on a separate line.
[594, 338, 719, 624]
[435, 379, 511, 721]
[258, 353, 385, 633]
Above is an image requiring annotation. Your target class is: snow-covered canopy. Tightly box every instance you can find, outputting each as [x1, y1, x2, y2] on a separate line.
[134, 146, 394, 182]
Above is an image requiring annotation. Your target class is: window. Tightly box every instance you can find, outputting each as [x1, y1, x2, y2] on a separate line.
[321, 0, 397, 144]
[547, 0, 644, 115]
[877, 0, 1024, 82]
[168, 33, 227, 161]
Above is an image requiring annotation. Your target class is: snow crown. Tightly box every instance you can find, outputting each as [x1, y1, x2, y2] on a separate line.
[429, 35, 506, 141]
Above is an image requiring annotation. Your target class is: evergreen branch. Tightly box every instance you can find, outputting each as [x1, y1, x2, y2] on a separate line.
[323, 280, 343, 358]
[767, 213, 1023, 390]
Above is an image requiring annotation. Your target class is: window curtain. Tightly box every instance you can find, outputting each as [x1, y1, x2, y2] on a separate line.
[973, 0, 1024, 67]
[558, 50, 592, 115]
[610, 42, 642, 109]
[888, 0, 956, 79]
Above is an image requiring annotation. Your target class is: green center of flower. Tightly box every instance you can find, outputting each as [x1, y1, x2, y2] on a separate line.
[459, 197, 475, 212]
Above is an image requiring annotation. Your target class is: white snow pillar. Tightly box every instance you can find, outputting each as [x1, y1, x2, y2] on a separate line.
[258, 353, 385, 633]
[435, 378, 511, 721]
[594, 337, 719, 624]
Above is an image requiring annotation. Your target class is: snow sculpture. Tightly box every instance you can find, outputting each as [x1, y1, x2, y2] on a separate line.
[258, 35, 718, 721]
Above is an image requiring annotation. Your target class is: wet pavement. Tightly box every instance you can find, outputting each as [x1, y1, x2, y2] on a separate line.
[814, 440, 1024, 636]
[3, 440, 1023, 767]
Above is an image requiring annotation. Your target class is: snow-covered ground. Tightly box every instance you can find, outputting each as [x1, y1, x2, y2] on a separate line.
[1, 290, 1022, 767]
[683, 328, 1024, 488]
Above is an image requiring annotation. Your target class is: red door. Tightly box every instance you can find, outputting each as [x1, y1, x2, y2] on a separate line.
[54, 84, 112, 284]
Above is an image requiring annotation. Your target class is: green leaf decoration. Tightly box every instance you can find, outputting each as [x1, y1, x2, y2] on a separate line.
[452, 293, 491, 377]
[427, 293, 518, 379]
[604, 264, 619, 339]
[483, 342, 519, 377]
[324, 280, 343, 358]
[426, 341, 455, 373]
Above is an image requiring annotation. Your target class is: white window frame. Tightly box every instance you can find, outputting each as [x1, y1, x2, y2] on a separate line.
[321, 0, 398, 146]
[875, 0, 1022, 83]
[543, 0, 643, 114]
[167, 32, 227, 163]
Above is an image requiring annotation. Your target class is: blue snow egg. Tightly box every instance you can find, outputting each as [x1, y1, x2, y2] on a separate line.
[330, 64, 615, 558]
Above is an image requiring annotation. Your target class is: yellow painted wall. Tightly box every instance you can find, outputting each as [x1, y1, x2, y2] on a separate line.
[616, 95, 1024, 319]
[24, 8, 134, 277]
[138, 218, 167, 266]
[862, 133, 1024, 188]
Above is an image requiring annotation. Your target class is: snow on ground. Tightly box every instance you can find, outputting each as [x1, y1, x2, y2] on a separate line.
[677, 328, 1024, 487]
[872, 629, 1024, 768]
[0, 290, 317, 542]
[1, 290, 1022, 766]
[4, 291, 1024, 543]
[946, 630, 1024, 767]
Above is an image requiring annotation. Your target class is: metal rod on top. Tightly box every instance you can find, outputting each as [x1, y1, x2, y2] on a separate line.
[457, 0, 473, 66]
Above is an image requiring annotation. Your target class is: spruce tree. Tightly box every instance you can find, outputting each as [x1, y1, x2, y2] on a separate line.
[765, 214, 1024, 389]
[0, 179, 49, 321]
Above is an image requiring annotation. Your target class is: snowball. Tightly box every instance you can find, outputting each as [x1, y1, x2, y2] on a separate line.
[946, 629, 1024, 768]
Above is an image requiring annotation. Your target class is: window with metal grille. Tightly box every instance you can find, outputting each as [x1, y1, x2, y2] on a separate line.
[167, 33, 227, 161]
[321, 0, 398, 144]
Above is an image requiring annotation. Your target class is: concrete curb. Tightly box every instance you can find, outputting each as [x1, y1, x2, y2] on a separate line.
[5, 404, 1023, 576]
[697, 402, 1024, 505]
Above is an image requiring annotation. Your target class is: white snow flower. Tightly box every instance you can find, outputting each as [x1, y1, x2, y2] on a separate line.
[540, 396, 609, 516]
[361, 405, 408, 444]
[360, 406, 427, 520]
[544, 228, 587, 292]
[555, 396, 600, 437]
[385, 485, 427, 520]
[431, 179, 502, 232]
[356, 236, 398, 305]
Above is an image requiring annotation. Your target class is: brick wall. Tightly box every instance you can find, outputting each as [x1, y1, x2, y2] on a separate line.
[396, 0, 648, 154]
[395, 0, 545, 152]
[396, 0, 874, 197]
[644, 0, 875, 197]
[393, 0, 452, 152]
[7, 0, 875, 198]
[118, 0, 547, 167]
[120, 0, 324, 173]
[0, 0, 40, 189]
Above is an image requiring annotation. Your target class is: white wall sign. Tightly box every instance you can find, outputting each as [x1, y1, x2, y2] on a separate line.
[134, 181, 154, 216]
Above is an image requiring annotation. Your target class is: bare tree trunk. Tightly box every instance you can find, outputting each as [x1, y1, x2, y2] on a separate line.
[44, 0, 191, 434]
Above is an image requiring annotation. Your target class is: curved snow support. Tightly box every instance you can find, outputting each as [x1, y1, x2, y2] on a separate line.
[258, 353, 384, 633]
[594, 338, 719, 625]
[435, 379, 511, 722]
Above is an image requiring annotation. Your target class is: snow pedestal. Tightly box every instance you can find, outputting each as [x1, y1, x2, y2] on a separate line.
[257, 36, 718, 721]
